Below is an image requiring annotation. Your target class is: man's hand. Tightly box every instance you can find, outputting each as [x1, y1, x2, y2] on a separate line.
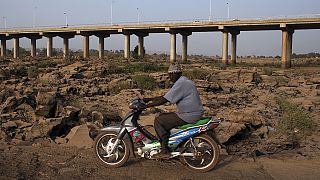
[142, 98, 153, 103]
[137, 104, 147, 110]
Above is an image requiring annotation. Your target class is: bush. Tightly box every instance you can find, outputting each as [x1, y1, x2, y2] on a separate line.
[183, 69, 208, 80]
[262, 67, 273, 76]
[36, 59, 57, 68]
[132, 75, 156, 90]
[27, 66, 40, 78]
[275, 96, 316, 137]
[126, 63, 167, 73]
[109, 80, 134, 94]
[100, 63, 168, 77]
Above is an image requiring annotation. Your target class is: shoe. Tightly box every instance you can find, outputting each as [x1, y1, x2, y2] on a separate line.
[153, 150, 171, 159]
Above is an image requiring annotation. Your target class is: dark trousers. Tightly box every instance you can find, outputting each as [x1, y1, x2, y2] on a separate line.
[154, 112, 187, 151]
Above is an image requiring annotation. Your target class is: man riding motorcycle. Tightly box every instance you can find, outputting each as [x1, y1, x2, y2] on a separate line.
[139, 63, 204, 159]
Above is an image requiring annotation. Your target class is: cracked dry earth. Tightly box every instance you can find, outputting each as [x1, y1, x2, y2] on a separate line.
[1, 144, 320, 180]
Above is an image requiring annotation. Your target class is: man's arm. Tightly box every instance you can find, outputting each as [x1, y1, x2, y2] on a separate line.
[141, 96, 168, 109]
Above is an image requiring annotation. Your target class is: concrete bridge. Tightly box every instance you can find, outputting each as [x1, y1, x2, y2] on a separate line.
[0, 17, 320, 68]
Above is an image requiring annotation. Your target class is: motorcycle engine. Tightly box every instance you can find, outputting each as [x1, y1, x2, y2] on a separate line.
[144, 148, 160, 159]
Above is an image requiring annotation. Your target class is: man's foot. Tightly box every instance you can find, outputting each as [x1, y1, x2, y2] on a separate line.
[153, 150, 171, 159]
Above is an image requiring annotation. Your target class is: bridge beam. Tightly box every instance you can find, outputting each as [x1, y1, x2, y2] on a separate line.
[180, 32, 192, 62]
[170, 32, 177, 63]
[281, 28, 294, 68]
[231, 31, 240, 65]
[124, 33, 131, 59]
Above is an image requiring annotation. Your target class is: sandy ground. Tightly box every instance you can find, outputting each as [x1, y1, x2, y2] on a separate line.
[0, 144, 320, 180]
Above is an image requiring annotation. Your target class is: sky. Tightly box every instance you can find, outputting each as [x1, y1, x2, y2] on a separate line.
[0, 0, 320, 56]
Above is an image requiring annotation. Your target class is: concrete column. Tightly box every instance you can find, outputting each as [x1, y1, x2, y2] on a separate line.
[222, 31, 229, 65]
[138, 36, 144, 58]
[83, 35, 89, 58]
[99, 36, 105, 59]
[1, 39, 6, 57]
[287, 31, 293, 68]
[182, 34, 188, 62]
[281, 30, 294, 68]
[13, 37, 20, 59]
[231, 31, 240, 64]
[170, 33, 177, 63]
[63, 37, 69, 58]
[181, 32, 192, 62]
[47, 36, 53, 57]
[124, 34, 130, 59]
[30, 38, 37, 57]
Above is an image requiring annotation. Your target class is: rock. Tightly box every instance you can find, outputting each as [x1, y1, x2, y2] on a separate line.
[260, 75, 273, 84]
[35, 92, 63, 118]
[228, 108, 263, 126]
[2, 121, 17, 129]
[215, 121, 247, 143]
[81, 104, 122, 123]
[61, 106, 81, 118]
[27, 123, 51, 140]
[64, 124, 93, 148]
[251, 72, 262, 85]
[38, 72, 63, 85]
[252, 126, 269, 139]
[14, 120, 32, 129]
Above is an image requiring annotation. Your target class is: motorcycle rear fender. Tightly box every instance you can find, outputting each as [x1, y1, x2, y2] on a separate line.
[98, 126, 135, 158]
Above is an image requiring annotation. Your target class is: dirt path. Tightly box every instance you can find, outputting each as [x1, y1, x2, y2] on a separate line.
[0, 145, 320, 180]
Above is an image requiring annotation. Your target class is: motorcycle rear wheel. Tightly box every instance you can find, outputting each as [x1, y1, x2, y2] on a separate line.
[94, 132, 130, 168]
[179, 134, 220, 172]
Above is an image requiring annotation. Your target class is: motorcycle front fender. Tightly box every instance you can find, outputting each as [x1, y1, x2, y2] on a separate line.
[98, 125, 136, 158]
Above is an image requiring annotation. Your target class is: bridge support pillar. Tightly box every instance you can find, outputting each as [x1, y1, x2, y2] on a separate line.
[1, 39, 6, 58]
[83, 35, 89, 58]
[63, 38, 70, 58]
[281, 29, 294, 68]
[231, 31, 240, 65]
[136, 33, 149, 59]
[60, 34, 75, 58]
[13, 37, 20, 59]
[138, 36, 145, 58]
[222, 31, 229, 65]
[124, 33, 131, 59]
[31, 38, 37, 57]
[181, 32, 192, 62]
[170, 33, 177, 63]
[47, 36, 53, 57]
[98, 36, 105, 59]
[27, 35, 42, 57]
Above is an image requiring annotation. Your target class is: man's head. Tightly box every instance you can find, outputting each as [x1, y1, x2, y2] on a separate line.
[168, 63, 182, 83]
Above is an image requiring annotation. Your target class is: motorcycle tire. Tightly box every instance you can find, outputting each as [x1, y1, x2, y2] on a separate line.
[94, 131, 130, 168]
[179, 134, 220, 173]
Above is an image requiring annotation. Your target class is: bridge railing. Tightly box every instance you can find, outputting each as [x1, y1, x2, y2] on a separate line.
[1, 14, 320, 31]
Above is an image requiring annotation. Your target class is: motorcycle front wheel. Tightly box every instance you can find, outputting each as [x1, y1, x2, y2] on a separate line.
[179, 134, 220, 172]
[94, 132, 130, 168]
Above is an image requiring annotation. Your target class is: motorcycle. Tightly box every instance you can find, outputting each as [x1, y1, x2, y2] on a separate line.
[93, 98, 224, 172]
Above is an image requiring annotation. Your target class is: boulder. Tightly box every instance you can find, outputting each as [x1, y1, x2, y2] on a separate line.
[2, 121, 17, 129]
[64, 124, 93, 148]
[215, 121, 247, 143]
[35, 92, 63, 118]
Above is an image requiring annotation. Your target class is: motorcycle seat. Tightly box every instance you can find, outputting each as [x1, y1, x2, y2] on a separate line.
[178, 117, 211, 129]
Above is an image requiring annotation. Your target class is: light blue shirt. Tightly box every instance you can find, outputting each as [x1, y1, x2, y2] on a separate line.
[164, 76, 204, 123]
